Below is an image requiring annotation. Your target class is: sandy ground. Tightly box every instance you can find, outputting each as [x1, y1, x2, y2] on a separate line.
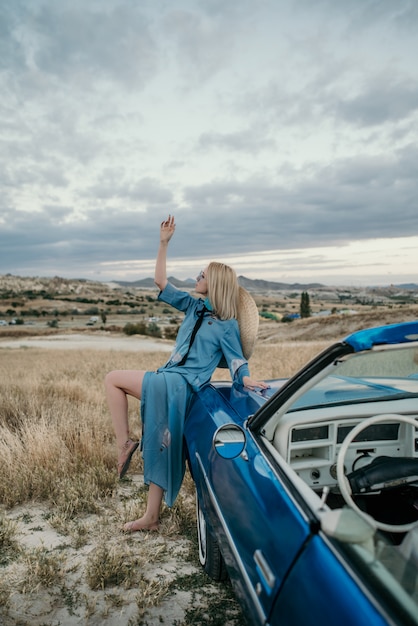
[0, 333, 174, 352]
[1, 473, 242, 626]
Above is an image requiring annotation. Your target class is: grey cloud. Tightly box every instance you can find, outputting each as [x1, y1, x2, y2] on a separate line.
[1, 0, 417, 282]
[1, 139, 416, 274]
[230, 2, 418, 133]
[163, 8, 242, 84]
[0, 2, 28, 71]
[1, 1, 159, 90]
[84, 174, 173, 205]
[296, 0, 418, 32]
[238, 66, 418, 133]
[37, 5, 158, 88]
[354, 0, 418, 35]
[197, 128, 276, 154]
[335, 78, 418, 127]
[0, 206, 161, 271]
[392, 1, 418, 31]
[128, 178, 173, 205]
[180, 145, 418, 252]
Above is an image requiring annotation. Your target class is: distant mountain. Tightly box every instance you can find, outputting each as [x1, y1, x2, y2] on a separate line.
[116, 277, 155, 288]
[1, 273, 416, 295]
[115, 275, 325, 291]
[116, 276, 195, 289]
[113, 275, 418, 293]
[113, 276, 324, 292]
[397, 283, 418, 291]
[237, 276, 324, 291]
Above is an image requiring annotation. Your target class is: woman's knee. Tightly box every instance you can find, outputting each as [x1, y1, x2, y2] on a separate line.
[104, 369, 144, 399]
[104, 370, 119, 390]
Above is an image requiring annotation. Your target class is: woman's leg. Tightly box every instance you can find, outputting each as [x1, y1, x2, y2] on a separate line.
[123, 482, 163, 532]
[104, 369, 147, 476]
[105, 369, 164, 530]
[104, 369, 146, 448]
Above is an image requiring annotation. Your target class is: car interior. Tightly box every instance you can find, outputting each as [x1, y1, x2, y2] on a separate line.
[258, 342, 418, 609]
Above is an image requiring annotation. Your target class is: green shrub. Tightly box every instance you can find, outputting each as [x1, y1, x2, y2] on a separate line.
[123, 322, 147, 336]
[146, 322, 162, 338]
[164, 325, 179, 340]
[260, 311, 278, 321]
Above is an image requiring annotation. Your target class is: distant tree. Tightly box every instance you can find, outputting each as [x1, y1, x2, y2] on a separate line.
[281, 315, 294, 323]
[123, 322, 147, 336]
[146, 322, 162, 338]
[164, 325, 179, 340]
[300, 291, 311, 318]
[85, 306, 99, 315]
[100, 311, 107, 324]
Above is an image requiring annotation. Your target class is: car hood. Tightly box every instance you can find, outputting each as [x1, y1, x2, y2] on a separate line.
[210, 379, 287, 422]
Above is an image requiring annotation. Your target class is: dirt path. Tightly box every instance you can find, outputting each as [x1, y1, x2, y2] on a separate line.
[0, 333, 173, 352]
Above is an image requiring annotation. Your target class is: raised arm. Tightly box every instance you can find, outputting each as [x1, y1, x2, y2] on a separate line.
[154, 215, 176, 291]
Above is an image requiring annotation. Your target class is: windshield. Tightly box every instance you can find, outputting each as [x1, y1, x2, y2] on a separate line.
[289, 343, 418, 412]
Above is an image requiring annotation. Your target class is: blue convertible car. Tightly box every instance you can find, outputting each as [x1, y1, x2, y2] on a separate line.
[184, 321, 418, 626]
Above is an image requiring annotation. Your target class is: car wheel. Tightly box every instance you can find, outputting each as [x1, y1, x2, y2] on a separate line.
[196, 493, 227, 581]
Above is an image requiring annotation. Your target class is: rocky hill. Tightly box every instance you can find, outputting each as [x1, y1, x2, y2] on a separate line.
[2, 273, 417, 300]
[0, 274, 107, 296]
[1, 274, 417, 323]
[1, 274, 417, 344]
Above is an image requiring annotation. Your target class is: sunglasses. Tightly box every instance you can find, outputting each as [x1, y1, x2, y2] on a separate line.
[196, 271, 206, 282]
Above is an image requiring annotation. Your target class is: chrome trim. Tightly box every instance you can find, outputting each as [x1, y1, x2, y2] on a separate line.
[196, 452, 267, 624]
[254, 549, 276, 590]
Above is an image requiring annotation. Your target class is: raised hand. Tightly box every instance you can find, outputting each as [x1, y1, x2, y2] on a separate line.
[155, 215, 175, 290]
[160, 215, 176, 244]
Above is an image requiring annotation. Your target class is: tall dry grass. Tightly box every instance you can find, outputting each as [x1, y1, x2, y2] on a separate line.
[0, 342, 330, 509]
[0, 349, 165, 509]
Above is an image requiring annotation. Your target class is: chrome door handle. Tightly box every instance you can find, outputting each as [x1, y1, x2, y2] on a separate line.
[254, 549, 276, 591]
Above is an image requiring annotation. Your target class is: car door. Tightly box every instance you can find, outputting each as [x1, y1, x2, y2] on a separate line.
[208, 435, 313, 622]
[189, 385, 314, 624]
[270, 530, 394, 626]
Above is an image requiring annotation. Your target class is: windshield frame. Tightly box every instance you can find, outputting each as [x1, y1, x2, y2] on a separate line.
[252, 341, 418, 439]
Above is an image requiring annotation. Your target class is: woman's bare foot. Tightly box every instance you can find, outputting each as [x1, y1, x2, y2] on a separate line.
[123, 516, 160, 533]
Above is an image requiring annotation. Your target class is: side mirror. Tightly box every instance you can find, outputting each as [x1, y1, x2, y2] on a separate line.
[213, 424, 246, 460]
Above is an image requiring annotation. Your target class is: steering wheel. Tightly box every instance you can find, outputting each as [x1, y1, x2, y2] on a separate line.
[336, 414, 418, 533]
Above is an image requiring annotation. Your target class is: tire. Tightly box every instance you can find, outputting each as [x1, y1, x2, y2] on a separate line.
[196, 493, 228, 581]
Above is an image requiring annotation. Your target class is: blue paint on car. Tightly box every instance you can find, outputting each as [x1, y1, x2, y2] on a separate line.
[184, 321, 418, 625]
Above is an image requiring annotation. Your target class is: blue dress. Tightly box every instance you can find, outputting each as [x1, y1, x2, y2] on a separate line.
[141, 282, 250, 506]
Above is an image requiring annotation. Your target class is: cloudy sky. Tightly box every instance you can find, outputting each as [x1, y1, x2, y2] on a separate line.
[1, 0, 417, 286]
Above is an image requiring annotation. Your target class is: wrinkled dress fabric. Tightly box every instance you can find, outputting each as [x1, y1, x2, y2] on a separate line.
[140, 282, 250, 507]
[141, 370, 193, 507]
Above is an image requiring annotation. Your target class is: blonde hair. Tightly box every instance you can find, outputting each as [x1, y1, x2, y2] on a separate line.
[206, 262, 239, 320]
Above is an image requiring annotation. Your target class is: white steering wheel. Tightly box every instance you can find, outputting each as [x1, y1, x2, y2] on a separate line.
[336, 414, 418, 533]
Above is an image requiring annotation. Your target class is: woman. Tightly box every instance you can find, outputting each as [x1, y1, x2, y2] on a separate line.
[105, 215, 268, 532]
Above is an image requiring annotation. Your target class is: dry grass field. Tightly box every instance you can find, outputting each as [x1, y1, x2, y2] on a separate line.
[1, 305, 418, 625]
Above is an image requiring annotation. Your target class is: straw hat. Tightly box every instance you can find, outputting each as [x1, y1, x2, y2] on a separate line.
[237, 286, 259, 360]
[217, 286, 259, 368]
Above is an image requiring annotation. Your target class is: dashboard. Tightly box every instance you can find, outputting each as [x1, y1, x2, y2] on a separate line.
[272, 398, 418, 491]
